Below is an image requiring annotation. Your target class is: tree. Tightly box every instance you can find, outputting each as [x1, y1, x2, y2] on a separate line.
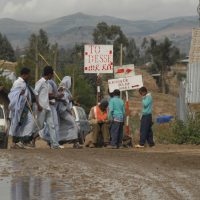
[93, 22, 128, 65]
[147, 37, 180, 93]
[140, 37, 151, 64]
[16, 29, 56, 85]
[0, 69, 12, 91]
[0, 33, 16, 62]
[125, 38, 140, 65]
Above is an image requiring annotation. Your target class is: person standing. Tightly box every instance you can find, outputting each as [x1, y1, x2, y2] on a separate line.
[135, 86, 155, 148]
[34, 66, 63, 149]
[108, 89, 125, 149]
[8, 67, 35, 149]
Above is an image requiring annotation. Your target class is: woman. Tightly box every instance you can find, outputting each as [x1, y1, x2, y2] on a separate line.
[57, 76, 81, 148]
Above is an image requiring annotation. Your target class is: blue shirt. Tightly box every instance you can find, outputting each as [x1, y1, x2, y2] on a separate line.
[142, 93, 152, 115]
[108, 96, 125, 122]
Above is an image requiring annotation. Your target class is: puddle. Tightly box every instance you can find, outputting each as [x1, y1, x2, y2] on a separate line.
[0, 176, 75, 200]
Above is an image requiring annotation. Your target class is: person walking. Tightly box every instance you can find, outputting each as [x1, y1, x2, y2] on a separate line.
[8, 67, 35, 149]
[34, 66, 63, 149]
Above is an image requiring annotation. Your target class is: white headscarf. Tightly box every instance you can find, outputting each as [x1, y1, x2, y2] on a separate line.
[59, 76, 71, 90]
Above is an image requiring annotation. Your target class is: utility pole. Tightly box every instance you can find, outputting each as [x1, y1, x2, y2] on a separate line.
[120, 43, 130, 136]
[35, 37, 39, 83]
[53, 44, 58, 73]
[198, 0, 200, 27]
[120, 43, 123, 66]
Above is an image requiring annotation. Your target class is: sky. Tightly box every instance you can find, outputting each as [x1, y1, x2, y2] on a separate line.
[0, 0, 198, 22]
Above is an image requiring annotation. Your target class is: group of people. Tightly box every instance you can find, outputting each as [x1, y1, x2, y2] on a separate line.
[8, 65, 155, 150]
[87, 85, 155, 149]
[8, 66, 81, 149]
[88, 89, 125, 149]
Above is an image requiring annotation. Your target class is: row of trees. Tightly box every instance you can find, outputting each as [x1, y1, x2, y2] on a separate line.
[1, 22, 182, 111]
[0, 33, 16, 62]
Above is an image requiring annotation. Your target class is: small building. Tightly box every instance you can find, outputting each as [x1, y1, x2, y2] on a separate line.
[171, 57, 189, 75]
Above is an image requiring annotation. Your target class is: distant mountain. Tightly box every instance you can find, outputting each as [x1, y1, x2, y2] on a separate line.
[0, 13, 198, 53]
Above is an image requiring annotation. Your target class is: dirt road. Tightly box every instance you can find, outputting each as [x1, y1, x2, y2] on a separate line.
[0, 144, 200, 200]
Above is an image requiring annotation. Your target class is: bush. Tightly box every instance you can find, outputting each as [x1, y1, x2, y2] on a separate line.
[171, 115, 200, 144]
[148, 115, 200, 145]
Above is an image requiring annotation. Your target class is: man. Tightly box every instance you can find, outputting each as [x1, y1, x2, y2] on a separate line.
[88, 99, 110, 148]
[34, 66, 63, 149]
[108, 89, 125, 149]
[135, 86, 155, 148]
[8, 67, 35, 149]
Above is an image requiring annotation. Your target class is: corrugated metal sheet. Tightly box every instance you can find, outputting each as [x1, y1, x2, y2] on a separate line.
[177, 81, 188, 121]
[186, 62, 200, 103]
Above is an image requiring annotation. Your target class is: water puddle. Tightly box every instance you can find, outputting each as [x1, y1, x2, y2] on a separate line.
[0, 176, 75, 200]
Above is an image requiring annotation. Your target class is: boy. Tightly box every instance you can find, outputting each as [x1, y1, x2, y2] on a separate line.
[108, 89, 125, 149]
[135, 86, 155, 148]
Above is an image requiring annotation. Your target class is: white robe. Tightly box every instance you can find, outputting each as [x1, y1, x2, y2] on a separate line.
[8, 78, 34, 137]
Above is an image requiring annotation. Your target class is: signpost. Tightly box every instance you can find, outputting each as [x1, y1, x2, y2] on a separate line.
[108, 75, 143, 93]
[111, 61, 143, 136]
[114, 64, 135, 78]
[84, 45, 113, 74]
[84, 44, 113, 103]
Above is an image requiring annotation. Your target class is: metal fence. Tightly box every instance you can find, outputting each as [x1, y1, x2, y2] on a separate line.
[177, 62, 200, 121]
[186, 62, 200, 103]
[177, 81, 188, 122]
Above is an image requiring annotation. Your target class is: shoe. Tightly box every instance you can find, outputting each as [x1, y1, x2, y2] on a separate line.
[106, 145, 117, 149]
[51, 145, 64, 149]
[73, 143, 83, 149]
[149, 143, 155, 147]
[23, 143, 35, 149]
[15, 142, 25, 149]
[89, 143, 95, 148]
[10, 143, 21, 149]
[103, 143, 109, 147]
[135, 144, 145, 148]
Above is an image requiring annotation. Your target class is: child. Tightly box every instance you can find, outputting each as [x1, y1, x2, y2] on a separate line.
[108, 89, 125, 149]
[135, 86, 155, 148]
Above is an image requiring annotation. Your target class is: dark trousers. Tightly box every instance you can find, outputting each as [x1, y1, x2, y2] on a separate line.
[110, 121, 124, 147]
[140, 114, 155, 146]
[12, 136, 20, 143]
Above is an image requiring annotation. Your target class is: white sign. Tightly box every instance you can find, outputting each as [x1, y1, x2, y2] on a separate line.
[114, 64, 135, 78]
[84, 45, 113, 73]
[108, 75, 143, 92]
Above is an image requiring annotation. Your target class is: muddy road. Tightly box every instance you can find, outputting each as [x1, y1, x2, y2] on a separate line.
[0, 144, 200, 200]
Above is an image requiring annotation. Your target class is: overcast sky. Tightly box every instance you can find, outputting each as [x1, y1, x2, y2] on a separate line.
[0, 0, 198, 22]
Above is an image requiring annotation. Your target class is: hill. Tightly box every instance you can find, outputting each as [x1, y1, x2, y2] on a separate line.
[0, 13, 198, 53]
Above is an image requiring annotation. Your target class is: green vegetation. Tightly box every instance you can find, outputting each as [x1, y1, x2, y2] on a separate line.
[153, 116, 200, 145]
[130, 114, 200, 145]
[147, 37, 180, 93]
[0, 33, 16, 62]
[177, 72, 186, 81]
[0, 69, 12, 91]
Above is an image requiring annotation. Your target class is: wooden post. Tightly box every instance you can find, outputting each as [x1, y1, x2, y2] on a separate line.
[53, 45, 58, 73]
[72, 66, 75, 97]
[35, 37, 39, 83]
[97, 73, 101, 104]
[120, 43, 130, 136]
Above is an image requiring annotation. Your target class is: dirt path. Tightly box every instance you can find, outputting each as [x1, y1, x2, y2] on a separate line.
[0, 145, 200, 200]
